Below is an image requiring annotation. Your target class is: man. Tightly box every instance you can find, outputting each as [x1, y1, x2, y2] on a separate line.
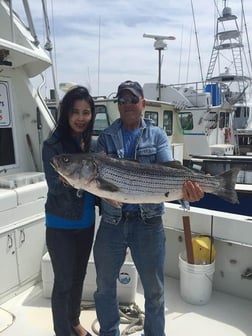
[93, 80, 204, 336]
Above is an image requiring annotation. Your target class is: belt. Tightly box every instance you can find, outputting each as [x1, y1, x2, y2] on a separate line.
[122, 211, 141, 219]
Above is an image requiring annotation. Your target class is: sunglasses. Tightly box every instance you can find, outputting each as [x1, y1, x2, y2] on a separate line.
[117, 96, 140, 105]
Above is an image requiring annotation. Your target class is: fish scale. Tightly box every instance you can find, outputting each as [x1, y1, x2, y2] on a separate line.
[52, 153, 240, 204]
[97, 161, 219, 194]
[99, 165, 179, 193]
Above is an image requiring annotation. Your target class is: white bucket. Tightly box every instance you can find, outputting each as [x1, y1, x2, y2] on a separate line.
[178, 253, 215, 305]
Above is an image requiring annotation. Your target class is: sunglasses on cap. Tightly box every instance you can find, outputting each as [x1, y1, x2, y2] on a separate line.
[117, 96, 140, 105]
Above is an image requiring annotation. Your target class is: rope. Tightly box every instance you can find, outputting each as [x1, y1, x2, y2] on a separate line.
[81, 302, 145, 335]
[119, 303, 145, 335]
[0, 307, 16, 333]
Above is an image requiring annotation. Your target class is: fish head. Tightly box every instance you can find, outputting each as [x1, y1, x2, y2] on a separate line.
[51, 153, 97, 189]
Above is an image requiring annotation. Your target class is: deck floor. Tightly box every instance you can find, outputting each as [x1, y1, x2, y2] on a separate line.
[1, 276, 252, 336]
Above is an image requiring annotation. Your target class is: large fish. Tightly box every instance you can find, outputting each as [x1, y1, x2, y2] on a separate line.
[51, 153, 239, 204]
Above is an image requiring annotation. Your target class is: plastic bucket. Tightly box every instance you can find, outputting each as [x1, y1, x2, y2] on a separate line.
[178, 253, 215, 305]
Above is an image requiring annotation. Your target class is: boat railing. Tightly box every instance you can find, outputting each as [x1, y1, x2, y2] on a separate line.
[167, 80, 205, 90]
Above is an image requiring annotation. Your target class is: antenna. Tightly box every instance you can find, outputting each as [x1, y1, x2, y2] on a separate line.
[143, 33, 176, 41]
[97, 16, 101, 96]
[143, 33, 176, 100]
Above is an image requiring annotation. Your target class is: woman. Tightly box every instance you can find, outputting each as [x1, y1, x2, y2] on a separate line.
[42, 86, 95, 336]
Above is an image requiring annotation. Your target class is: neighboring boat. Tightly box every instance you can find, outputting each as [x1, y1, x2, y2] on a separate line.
[187, 1, 252, 216]
[143, 1, 252, 216]
[0, 2, 252, 336]
[0, 0, 184, 308]
[0, 0, 55, 304]
[144, 2, 252, 159]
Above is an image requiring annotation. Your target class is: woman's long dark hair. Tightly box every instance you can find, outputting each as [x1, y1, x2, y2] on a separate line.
[55, 86, 95, 152]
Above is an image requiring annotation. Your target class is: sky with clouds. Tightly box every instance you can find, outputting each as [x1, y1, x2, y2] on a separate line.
[11, 0, 252, 98]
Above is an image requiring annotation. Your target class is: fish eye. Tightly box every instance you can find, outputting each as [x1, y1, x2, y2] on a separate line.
[63, 156, 69, 163]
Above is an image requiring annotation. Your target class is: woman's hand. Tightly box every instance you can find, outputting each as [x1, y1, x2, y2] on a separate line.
[182, 181, 204, 202]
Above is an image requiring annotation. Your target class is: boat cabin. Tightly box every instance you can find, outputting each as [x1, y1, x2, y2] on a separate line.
[93, 96, 184, 162]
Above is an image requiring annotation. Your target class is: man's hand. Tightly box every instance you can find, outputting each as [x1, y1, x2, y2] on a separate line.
[182, 181, 204, 202]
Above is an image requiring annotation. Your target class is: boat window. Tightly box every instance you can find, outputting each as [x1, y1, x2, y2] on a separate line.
[163, 110, 173, 136]
[179, 112, 193, 131]
[207, 112, 217, 129]
[47, 105, 58, 121]
[244, 107, 249, 117]
[234, 107, 241, 118]
[0, 81, 16, 166]
[0, 128, 15, 166]
[144, 111, 158, 126]
[93, 105, 110, 136]
[219, 112, 230, 128]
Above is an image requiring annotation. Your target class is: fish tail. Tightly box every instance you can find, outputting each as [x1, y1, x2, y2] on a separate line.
[213, 168, 240, 204]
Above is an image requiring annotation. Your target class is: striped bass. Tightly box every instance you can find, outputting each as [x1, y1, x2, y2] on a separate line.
[51, 153, 239, 204]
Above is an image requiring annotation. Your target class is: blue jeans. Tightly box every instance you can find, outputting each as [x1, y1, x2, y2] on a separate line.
[46, 226, 94, 336]
[93, 213, 166, 336]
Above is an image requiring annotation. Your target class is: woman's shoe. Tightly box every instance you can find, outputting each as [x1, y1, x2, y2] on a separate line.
[71, 325, 93, 336]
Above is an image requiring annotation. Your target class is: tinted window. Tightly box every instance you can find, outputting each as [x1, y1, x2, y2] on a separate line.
[219, 112, 230, 128]
[0, 128, 15, 165]
[144, 111, 158, 126]
[93, 105, 110, 135]
[179, 112, 193, 130]
[163, 110, 173, 135]
[0, 81, 15, 166]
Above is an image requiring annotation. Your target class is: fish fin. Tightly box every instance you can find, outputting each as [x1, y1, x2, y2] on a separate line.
[213, 168, 240, 204]
[119, 157, 140, 163]
[160, 160, 193, 172]
[96, 153, 140, 164]
[164, 191, 170, 198]
[96, 177, 120, 192]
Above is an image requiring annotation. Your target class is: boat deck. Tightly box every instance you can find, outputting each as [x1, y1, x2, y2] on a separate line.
[1, 276, 251, 336]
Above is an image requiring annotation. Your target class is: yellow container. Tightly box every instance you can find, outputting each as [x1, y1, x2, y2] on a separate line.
[192, 236, 216, 265]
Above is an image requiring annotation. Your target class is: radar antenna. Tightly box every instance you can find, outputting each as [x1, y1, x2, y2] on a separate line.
[143, 33, 176, 100]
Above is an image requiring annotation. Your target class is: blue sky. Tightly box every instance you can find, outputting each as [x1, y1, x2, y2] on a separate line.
[12, 0, 252, 98]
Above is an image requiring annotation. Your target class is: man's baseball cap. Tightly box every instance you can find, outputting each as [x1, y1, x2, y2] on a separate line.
[116, 80, 144, 98]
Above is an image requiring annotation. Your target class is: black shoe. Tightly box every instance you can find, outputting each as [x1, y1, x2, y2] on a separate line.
[71, 326, 93, 336]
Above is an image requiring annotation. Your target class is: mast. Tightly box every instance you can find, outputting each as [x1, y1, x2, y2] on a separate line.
[41, 0, 60, 109]
[190, 0, 204, 84]
[205, 1, 251, 105]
